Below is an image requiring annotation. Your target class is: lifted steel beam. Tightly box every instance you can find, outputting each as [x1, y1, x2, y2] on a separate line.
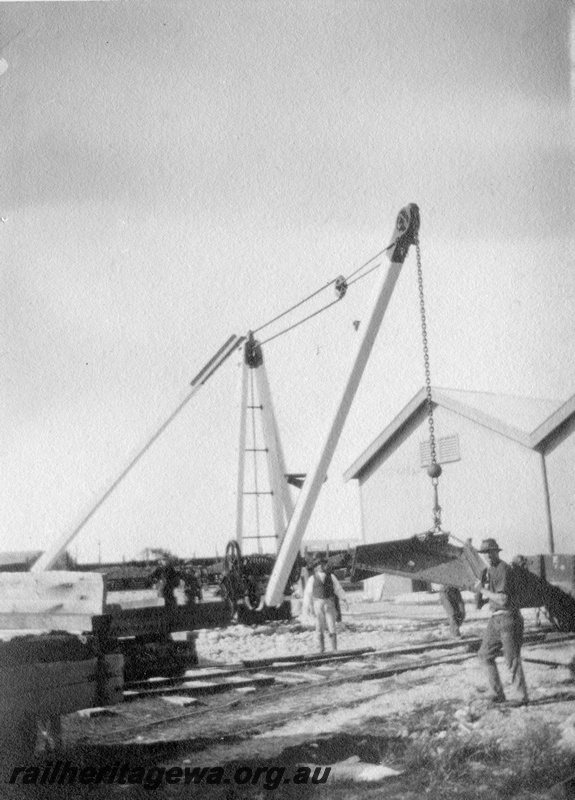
[350, 533, 485, 590]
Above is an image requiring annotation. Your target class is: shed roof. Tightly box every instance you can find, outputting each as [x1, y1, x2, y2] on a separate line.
[0, 550, 42, 568]
[344, 387, 564, 481]
[531, 394, 575, 447]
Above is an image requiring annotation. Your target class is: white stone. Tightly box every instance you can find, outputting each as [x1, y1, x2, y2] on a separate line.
[162, 696, 200, 707]
[306, 758, 402, 783]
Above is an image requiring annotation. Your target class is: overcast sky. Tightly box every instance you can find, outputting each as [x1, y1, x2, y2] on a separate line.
[0, 0, 573, 563]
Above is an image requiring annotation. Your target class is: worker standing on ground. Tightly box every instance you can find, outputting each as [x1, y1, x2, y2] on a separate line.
[439, 585, 466, 638]
[151, 555, 181, 619]
[474, 538, 529, 706]
[303, 557, 348, 653]
[183, 567, 203, 606]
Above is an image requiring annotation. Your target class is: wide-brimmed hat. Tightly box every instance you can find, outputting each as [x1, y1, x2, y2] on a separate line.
[477, 538, 502, 553]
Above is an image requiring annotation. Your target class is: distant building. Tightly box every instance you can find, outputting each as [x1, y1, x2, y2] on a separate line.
[302, 540, 361, 556]
[344, 388, 575, 591]
[0, 550, 74, 571]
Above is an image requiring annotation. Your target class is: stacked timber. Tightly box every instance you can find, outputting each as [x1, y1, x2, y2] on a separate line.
[0, 571, 123, 763]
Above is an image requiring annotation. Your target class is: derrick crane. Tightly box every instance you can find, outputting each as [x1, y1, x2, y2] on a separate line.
[221, 203, 420, 615]
[32, 203, 423, 616]
[24, 202, 522, 624]
[32, 201, 539, 625]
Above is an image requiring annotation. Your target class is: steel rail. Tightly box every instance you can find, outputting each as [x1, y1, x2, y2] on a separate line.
[95, 629, 575, 745]
[123, 628, 575, 694]
[94, 650, 477, 746]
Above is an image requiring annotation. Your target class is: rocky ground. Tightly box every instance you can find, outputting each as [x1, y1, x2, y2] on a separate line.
[187, 597, 575, 794]
[5, 593, 575, 799]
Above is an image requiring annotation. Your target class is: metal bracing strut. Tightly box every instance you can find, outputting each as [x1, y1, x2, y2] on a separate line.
[32, 335, 244, 572]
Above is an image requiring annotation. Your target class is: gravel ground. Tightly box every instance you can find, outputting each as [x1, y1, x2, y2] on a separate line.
[188, 599, 575, 760]
[7, 595, 575, 799]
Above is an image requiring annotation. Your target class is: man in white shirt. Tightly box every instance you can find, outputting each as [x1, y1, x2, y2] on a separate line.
[303, 558, 349, 653]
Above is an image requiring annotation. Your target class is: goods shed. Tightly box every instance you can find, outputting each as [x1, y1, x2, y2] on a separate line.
[344, 388, 575, 591]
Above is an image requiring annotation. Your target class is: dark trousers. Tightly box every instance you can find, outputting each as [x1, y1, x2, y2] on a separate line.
[478, 611, 528, 702]
[163, 592, 177, 620]
[439, 586, 465, 637]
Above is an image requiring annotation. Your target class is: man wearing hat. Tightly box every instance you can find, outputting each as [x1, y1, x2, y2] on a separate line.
[474, 538, 529, 706]
[302, 557, 349, 653]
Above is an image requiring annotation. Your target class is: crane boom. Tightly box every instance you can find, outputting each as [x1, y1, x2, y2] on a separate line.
[264, 204, 420, 606]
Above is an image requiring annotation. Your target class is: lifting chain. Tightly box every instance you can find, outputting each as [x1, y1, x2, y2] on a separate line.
[415, 236, 443, 533]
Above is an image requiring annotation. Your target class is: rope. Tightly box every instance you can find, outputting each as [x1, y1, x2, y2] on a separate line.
[344, 245, 390, 282]
[258, 260, 385, 346]
[252, 278, 339, 335]
[253, 243, 395, 338]
[259, 297, 342, 346]
[347, 261, 381, 287]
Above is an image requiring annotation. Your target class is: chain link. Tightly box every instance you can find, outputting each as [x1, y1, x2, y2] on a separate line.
[416, 238, 436, 462]
[416, 237, 442, 532]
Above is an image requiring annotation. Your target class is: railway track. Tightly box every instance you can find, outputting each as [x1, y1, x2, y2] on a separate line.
[124, 628, 574, 700]
[88, 627, 575, 749]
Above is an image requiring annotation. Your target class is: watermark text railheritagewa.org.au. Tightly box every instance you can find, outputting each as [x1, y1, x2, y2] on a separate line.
[8, 761, 331, 790]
